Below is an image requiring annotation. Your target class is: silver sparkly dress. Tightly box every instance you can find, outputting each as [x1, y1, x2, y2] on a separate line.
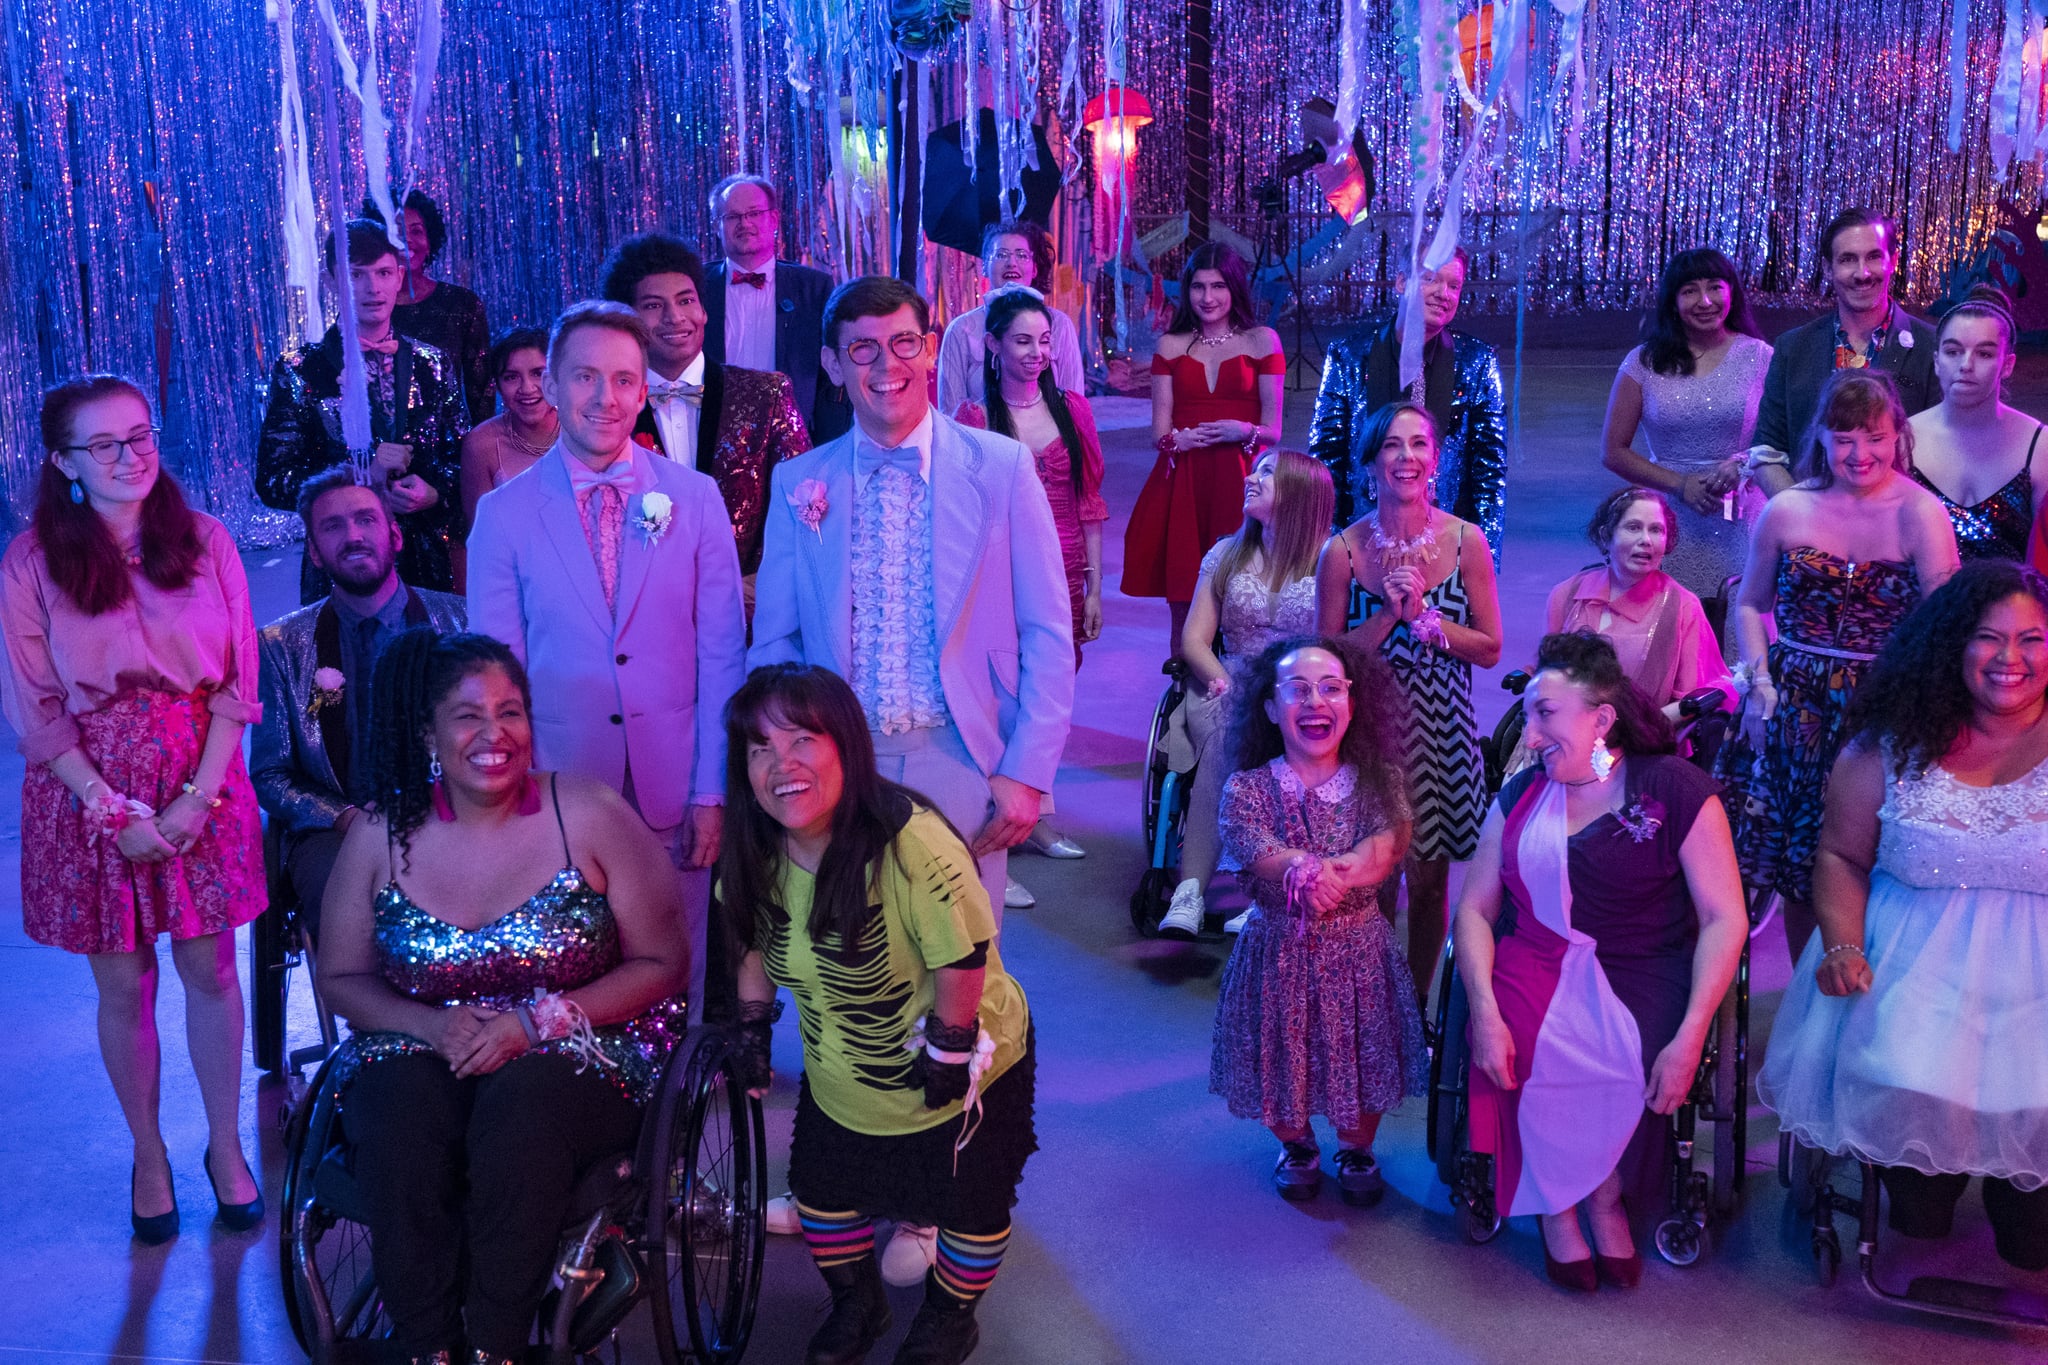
[1618, 335, 1773, 599]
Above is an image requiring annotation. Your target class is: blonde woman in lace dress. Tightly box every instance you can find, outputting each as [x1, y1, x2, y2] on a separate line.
[1760, 562, 2048, 1269]
[1157, 451, 1334, 938]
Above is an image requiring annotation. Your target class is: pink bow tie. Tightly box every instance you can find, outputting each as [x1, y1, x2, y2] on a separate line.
[567, 459, 637, 495]
[359, 334, 400, 357]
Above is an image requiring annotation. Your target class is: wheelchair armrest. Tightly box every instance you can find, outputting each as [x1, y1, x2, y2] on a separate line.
[1500, 669, 1533, 696]
[1678, 685, 1732, 720]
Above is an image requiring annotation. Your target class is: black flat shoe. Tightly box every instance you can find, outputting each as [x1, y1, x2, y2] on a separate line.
[203, 1148, 264, 1232]
[130, 1164, 179, 1245]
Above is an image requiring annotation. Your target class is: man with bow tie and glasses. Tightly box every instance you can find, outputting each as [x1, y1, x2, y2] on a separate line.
[468, 301, 747, 1021]
[600, 231, 809, 623]
[701, 174, 852, 445]
[258, 218, 469, 601]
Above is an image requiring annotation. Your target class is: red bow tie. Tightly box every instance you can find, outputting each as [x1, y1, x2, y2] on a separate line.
[733, 270, 769, 289]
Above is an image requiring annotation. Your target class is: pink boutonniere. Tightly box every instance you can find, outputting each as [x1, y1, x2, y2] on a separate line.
[1614, 796, 1666, 844]
[789, 478, 829, 537]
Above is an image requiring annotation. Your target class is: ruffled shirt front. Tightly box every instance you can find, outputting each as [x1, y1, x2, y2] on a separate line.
[850, 415, 950, 736]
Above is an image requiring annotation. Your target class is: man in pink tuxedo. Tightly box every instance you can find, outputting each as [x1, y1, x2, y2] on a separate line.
[467, 301, 746, 1015]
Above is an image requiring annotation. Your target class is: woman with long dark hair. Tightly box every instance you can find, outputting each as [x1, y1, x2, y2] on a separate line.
[0, 375, 265, 1241]
[721, 663, 1034, 1365]
[1208, 636, 1427, 1203]
[1601, 246, 1773, 599]
[317, 628, 687, 1365]
[1454, 633, 1747, 1290]
[1123, 242, 1285, 658]
[1761, 561, 2048, 1270]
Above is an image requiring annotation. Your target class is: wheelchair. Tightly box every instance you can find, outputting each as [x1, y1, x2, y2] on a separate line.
[1780, 1126, 2048, 1328]
[253, 818, 342, 1112]
[1128, 660, 1206, 936]
[1480, 671, 1735, 797]
[280, 1028, 766, 1364]
[1426, 685, 1749, 1265]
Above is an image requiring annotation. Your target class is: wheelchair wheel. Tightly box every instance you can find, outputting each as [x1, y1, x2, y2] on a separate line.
[1138, 679, 1182, 860]
[1482, 700, 1526, 795]
[1129, 866, 1172, 935]
[646, 1027, 766, 1365]
[1708, 952, 1748, 1217]
[253, 902, 290, 1076]
[1655, 1214, 1705, 1267]
[280, 1043, 388, 1358]
[1458, 1194, 1503, 1245]
[1425, 946, 1467, 1181]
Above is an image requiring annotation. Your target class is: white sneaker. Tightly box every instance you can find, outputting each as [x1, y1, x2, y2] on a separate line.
[880, 1220, 940, 1287]
[764, 1192, 801, 1236]
[1222, 909, 1250, 934]
[1004, 876, 1037, 909]
[1157, 878, 1204, 939]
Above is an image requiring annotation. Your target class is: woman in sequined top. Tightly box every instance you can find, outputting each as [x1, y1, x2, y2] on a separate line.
[1760, 562, 2048, 1271]
[1906, 285, 2046, 564]
[318, 630, 687, 1365]
[1156, 450, 1335, 938]
[1601, 248, 1773, 599]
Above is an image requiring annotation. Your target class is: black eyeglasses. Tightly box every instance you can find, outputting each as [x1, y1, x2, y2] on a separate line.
[61, 428, 161, 466]
[839, 332, 930, 366]
[721, 207, 774, 227]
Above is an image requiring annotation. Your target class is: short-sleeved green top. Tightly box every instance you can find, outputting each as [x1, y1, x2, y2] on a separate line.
[754, 806, 1030, 1136]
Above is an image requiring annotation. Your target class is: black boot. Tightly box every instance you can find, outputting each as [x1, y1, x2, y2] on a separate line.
[806, 1254, 893, 1365]
[890, 1277, 981, 1365]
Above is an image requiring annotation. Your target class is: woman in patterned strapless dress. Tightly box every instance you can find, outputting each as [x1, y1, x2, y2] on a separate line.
[1156, 450, 1336, 937]
[319, 631, 689, 1365]
[1317, 402, 1503, 1004]
[1759, 562, 2048, 1269]
[1122, 243, 1284, 659]
[1719, 371, 1958, 965]
[1906, 285, 2045, 563]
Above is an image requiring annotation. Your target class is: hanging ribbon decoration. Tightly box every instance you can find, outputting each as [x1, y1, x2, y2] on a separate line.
[1548, 0, 1591, 164]
[1396, 0, 1458, 393]
[398, 0, 443, 204]
[2022, 8, 2044, 170]
[274, 0, 322, 346]
[312, 0, 402, 251]
[1949, 0, 1975, 153]
[729, 0, 751, 171]
[1991, 0, 2026, 177]
[1058, 0, 1086, 182]
[311, 5, 372, 467]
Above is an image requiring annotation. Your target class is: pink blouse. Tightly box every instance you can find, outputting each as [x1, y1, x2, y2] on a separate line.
[1543, 567, 1734, 710]
[0, 514, 263, 764]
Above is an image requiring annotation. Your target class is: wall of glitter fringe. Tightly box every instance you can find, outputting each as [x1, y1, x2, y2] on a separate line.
[0, 0, 2037, 542]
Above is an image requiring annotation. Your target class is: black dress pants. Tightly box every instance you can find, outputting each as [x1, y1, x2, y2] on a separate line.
[1880, 1165, 2048, 1271]
[342, 1050, 642, 1356]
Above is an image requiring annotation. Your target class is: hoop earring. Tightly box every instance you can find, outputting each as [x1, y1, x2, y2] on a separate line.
[69, 479, 83, 505]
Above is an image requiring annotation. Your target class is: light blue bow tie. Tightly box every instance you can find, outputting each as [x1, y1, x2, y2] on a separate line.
[855, 444, 922, 480]
[648, 377, 703, 408]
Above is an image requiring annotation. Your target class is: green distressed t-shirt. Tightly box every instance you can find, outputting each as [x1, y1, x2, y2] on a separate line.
[755, 806, 1030, 1137]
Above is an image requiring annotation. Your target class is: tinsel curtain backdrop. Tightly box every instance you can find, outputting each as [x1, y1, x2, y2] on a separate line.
[0, 0, 2038, 539]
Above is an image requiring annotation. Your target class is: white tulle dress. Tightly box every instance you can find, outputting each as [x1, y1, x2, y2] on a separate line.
[1757, 747, 2048, 1189]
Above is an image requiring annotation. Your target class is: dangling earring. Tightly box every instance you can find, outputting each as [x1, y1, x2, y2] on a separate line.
[1589, 735, 1616, 783]
[68, 479, 83, 505]
[428, 749, 455, 821]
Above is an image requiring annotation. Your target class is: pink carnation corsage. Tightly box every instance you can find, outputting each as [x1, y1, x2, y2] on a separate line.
[517, 989, 615, 1073]
[789, 478, 829, 537]
[1412, 604, 1450, 650]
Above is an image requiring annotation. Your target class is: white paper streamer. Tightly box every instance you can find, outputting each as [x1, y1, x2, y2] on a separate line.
[2021, 11, 2043, 168]
[1549, 0, 1591, 164]
[313, 0, 402, 251]
[274, 0, 323, 345]
[1949, 0, 1975, 153]
[728, 0, 749, 171]
[1992, 0, 2026, 178]
[1398, 0, 1457, 393]
[312, 4, 372, 462]
[1334, 0, 1366, 147]
[398, 0, 442, 203]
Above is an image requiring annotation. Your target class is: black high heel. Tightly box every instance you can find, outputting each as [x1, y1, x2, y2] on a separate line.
[130, 1164, 179, 1245]
[203, 1148, 264, 1231]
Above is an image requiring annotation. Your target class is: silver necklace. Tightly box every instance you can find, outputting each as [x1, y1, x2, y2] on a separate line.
[1192, 326, 1239, 349]
[1368, 508, 1439, 563]
[1002, 388, 1046, 410]
[505, 420, 556, 458]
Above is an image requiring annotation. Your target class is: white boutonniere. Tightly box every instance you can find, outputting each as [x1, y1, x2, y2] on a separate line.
[789, 478, 829, 538]
[308, 666, 346, 718]
[1897, 328, 1914, 350]
[634, 491, 674, 545]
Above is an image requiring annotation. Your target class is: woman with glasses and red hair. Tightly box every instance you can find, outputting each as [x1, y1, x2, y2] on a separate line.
[0, 375, 266, 1243]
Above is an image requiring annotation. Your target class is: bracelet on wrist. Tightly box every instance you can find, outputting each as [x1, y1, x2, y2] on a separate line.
[1820, 943, 1865, 960]
[179, 781, 224, 810]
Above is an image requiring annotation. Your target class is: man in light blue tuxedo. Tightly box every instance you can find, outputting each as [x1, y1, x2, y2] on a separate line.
[749, 276, 1074, 924]
[468, 300, 747, 1014]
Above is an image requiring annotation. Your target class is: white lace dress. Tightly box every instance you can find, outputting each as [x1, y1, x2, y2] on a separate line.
[1756, 749, 2048, 1188]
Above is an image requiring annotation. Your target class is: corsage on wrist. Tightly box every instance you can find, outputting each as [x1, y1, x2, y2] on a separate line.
[1412, 604, 1450, 650]
[85, 792, 156, 843]
[906, 1013, 997, 1166]
[517, 989, 614, 1073]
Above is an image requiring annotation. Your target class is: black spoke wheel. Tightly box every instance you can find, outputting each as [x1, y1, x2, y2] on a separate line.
[252, 901, 290, 1075]
[647, 1028, 765, 1365]
[280, 1046, 387, 1359]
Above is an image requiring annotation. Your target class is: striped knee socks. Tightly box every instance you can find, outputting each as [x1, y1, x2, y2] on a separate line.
[932, 1225, 1010, 1305]
[797, 1203, 875, 1269]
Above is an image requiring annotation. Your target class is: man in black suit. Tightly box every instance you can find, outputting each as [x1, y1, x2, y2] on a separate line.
[702, 173, 852, 444]
[1750, 207, 1938, 495]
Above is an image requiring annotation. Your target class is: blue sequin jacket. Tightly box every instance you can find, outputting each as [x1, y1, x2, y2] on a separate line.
[1310, 317, 1508, 564]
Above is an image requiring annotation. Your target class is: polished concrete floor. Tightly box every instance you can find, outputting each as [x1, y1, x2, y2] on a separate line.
[4, 337, 2047, 1364]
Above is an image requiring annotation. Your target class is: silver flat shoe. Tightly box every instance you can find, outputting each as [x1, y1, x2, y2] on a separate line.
[1025, 826, 1086, 859]
[1004, 876, 1037, 909]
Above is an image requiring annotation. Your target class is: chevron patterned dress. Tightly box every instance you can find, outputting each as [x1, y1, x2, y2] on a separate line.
[1361, 570, 1487, 862]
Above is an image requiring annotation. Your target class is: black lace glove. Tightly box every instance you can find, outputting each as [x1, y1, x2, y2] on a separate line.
[732, 998, 782, 1093]
[916, 1015, 979, 1109]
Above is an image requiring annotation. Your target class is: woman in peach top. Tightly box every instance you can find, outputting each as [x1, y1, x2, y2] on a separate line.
[455, 327, 558, 588]
[0, 375, 266, 1242]
[1546, 487, 1734, 718]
